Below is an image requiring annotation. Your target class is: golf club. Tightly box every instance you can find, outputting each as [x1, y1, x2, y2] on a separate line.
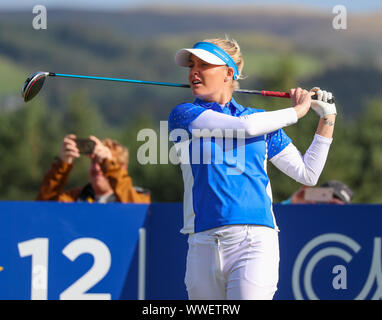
[21, 71, 335, 103]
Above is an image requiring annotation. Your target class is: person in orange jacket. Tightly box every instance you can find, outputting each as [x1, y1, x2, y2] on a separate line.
[36, 134, 150, 203]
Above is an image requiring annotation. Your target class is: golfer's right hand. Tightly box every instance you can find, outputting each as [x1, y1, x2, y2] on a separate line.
[59, 134, 80, 164]
[291, 87, 315, 119]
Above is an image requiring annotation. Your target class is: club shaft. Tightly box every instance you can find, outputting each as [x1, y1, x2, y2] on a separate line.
[50, 73, 334, 103]
[52, 73, 262, 94]
[53, 73, 190, 88]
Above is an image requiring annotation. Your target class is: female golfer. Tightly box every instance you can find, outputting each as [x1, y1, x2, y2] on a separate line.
[168, 38, 337, 300]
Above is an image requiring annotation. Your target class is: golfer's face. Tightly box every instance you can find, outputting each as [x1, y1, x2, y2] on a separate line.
[188, 55, 227, 100]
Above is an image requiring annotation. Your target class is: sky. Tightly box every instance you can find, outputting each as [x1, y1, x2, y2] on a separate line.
[0, 0, 381, 13]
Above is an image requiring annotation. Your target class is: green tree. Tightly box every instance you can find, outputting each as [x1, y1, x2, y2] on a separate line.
[58, 90, 116, 191]
[353, 98, 382, 203]
[0, 90, 115, 200]
[0, 100, 63, 199]
[119, 115, 183, 202]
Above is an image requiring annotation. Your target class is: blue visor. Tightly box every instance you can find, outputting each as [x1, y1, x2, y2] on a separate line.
[192, 42, 240, 80]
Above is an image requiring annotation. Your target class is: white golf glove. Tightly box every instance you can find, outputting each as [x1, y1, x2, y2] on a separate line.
[310, 87, 337, 118]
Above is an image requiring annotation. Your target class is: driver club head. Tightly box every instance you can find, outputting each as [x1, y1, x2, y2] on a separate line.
[21, 71, 50, 102]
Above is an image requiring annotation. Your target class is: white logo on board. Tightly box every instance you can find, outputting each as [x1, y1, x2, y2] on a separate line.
[292, 233, 382, 300]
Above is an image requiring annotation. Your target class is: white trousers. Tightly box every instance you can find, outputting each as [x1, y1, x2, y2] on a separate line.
[185, 224, 280, 300]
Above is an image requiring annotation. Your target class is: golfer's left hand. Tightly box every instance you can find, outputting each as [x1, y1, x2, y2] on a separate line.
[310, 87, 337, 118]
[89, 136, 112, 163]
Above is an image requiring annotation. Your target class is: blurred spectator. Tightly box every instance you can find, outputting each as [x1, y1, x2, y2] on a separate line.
[36, 134, 150, 203]
[281, 180, 353, 204]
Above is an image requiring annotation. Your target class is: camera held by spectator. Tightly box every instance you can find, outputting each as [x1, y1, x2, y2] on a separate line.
[281, 180, 353, 204]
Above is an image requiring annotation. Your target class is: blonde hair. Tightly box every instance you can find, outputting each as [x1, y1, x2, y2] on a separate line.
[101, 138, 129, 167]
[203, 37, 244, 92]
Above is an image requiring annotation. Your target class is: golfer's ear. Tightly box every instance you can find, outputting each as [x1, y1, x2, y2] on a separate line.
[227, 67, 234, 80]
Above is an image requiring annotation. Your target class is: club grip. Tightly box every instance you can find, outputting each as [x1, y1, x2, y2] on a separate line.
[261, 90, 335, 104]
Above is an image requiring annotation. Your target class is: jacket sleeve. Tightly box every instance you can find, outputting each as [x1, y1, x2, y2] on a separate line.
[100, 159, 151, 204]
[36, 157, 80, 202]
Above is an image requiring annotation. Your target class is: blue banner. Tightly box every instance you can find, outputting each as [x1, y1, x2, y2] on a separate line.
[1, 201, 381, 300]
[0, 201, 149, 300]
[274, 204, 382, 300]
[145, 203, 382, 300]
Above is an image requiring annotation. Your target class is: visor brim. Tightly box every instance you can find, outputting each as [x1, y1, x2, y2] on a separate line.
[175, 48, 227, 67]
